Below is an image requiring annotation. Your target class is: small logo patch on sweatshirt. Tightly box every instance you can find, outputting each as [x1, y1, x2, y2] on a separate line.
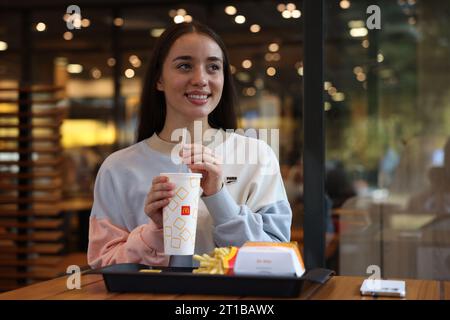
[225, 176, 237, 184]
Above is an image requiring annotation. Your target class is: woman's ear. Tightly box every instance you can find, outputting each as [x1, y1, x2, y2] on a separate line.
[156, 78, 164, 91]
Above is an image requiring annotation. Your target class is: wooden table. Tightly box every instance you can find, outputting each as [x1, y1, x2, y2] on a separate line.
[0, 273, 445, 300]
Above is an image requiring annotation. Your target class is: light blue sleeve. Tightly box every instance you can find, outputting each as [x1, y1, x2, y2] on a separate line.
[202, 185, 292, 247]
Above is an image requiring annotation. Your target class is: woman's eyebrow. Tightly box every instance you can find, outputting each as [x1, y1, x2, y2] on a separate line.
[172, 55, 223, 63]
[172, 55, 192, 62]
[207, 56, 223, 63]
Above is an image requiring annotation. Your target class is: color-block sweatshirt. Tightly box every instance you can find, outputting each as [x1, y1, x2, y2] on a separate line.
[87, 130, 292, 269]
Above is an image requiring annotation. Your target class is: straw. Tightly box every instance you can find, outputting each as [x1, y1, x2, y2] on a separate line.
[179, 128, 187, 173]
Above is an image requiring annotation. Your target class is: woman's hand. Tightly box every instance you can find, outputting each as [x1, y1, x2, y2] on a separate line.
[180, 144, 223, 196]
[144, 176, 176, 228]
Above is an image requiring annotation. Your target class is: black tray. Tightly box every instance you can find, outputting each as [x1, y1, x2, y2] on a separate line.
[89, 263, 335, 298]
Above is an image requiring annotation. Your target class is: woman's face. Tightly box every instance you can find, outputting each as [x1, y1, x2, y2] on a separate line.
[157, 33, 224, 122]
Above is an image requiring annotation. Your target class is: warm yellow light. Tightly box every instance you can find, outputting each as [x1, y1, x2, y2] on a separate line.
[268, 43, 279, 52]
[81, 18, 90, 28]
[235, 15, 246, 24]
[246, 87, 256, 96]
[125, 69, 135, 78]
[150, 28, 165, 37]
[67, 64, 83, 74]
[230, 65, 236, 74]
[168, 9, 177, 18]
[362, 39, 369, 48]
[324, 102, 332, 111]
[292, 10, 301, 18]
[62, 120, 116, 147]
[184, 15, 193, 23]
[340, 0, 351, 9]
[332, 92, 345, 102]
[328, 86, 337, 95]
[286, 3, 296, 11]
[63, 31, 73, 40]
[266, 67, 276, 76]
[107, 58, 116, 67]
[113, 17, 124, 27]
[350, 27, 368, 37]
[277, 4, 286, 12]
[297, 67, 303, 76]
[129, 55, 142, 68]
[177, 8, 187, 16]
[250, 24, 261, 33]
[174, 15, 185, 24]
[353, 66, 363, 74]
[324, 81, 332, 90]
[91, 68, 102, 79]
[377, 53, 384, 63]
[265, 53, 273, 62]
[225, 6, 237, 15]
[242, 59, 252, 69]
[282, 10, 292, 19]
[36, 22, 46, 32]
[0, 41, 8, 51]
[356, 73, 366, 81]
[272, 53, 281, 61]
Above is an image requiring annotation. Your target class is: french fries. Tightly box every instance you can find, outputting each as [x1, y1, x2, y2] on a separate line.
[193, 247, 237, 275]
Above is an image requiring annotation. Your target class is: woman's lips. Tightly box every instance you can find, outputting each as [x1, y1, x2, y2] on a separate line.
[185, 93, 210, 106]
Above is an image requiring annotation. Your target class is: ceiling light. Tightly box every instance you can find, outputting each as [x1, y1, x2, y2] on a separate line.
[340, 0, 351, 9]
[250, 24, 261, 33]
[292, 10, 301, 18]
[91, 68, 102, 79]
[266, 67, 276, 76]
[63, 31, 73, 40]
[67, 64, 83, 74]
[225, 6, 237, 15]
[81, 18, 90, 28]
[107, 58, 116, 67]
[174, 15, 185, 24]
[242, 59, 252, 69]
[350, 27, 368, 37]
[282, 10, 292, 19]
[177, 9, 186, 16]
[113, 17, 124, 27]
[36, 22, 46, 32]
[0, 41, 8, 51]
[268, 43, 279, 52]
[286, 3, 296, 11]
[235, 15, 246, 24]
[125, 69, 135, 78]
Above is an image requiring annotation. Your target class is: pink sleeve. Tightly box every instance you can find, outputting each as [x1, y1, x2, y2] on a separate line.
[87, 216, 169, 269]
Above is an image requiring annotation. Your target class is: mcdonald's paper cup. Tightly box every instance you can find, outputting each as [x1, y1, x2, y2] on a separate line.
[160, 172, 202, 255]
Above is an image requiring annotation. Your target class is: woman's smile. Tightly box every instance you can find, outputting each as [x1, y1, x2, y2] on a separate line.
[185, 91, 212, 106]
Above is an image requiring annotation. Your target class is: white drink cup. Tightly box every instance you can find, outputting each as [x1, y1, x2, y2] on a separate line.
[160, 172, 202, 255]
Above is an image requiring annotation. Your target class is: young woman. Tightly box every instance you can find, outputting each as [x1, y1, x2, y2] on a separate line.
[87, 21, 292, 269]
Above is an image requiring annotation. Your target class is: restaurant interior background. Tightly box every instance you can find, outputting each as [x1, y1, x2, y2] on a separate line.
[0, 0, 449, 292]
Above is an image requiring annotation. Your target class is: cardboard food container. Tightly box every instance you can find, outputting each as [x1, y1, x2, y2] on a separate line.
[234, 242, 305, 277]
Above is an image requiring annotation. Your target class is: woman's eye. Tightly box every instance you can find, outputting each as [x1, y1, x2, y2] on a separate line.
[208, 64, 221, 72]
[177, 63, 191, 70]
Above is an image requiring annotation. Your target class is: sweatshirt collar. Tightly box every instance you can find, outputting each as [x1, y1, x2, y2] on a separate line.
[147, 128, 231, 156]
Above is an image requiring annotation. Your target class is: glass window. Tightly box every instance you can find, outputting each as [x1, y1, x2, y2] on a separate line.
[326, 0, 450, 280]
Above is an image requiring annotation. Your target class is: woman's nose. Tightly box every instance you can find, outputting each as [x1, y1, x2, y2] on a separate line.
[191, 67, 207, 87]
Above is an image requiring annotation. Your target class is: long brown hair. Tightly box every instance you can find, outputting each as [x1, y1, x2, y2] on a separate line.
[137, 21, 238, 142]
